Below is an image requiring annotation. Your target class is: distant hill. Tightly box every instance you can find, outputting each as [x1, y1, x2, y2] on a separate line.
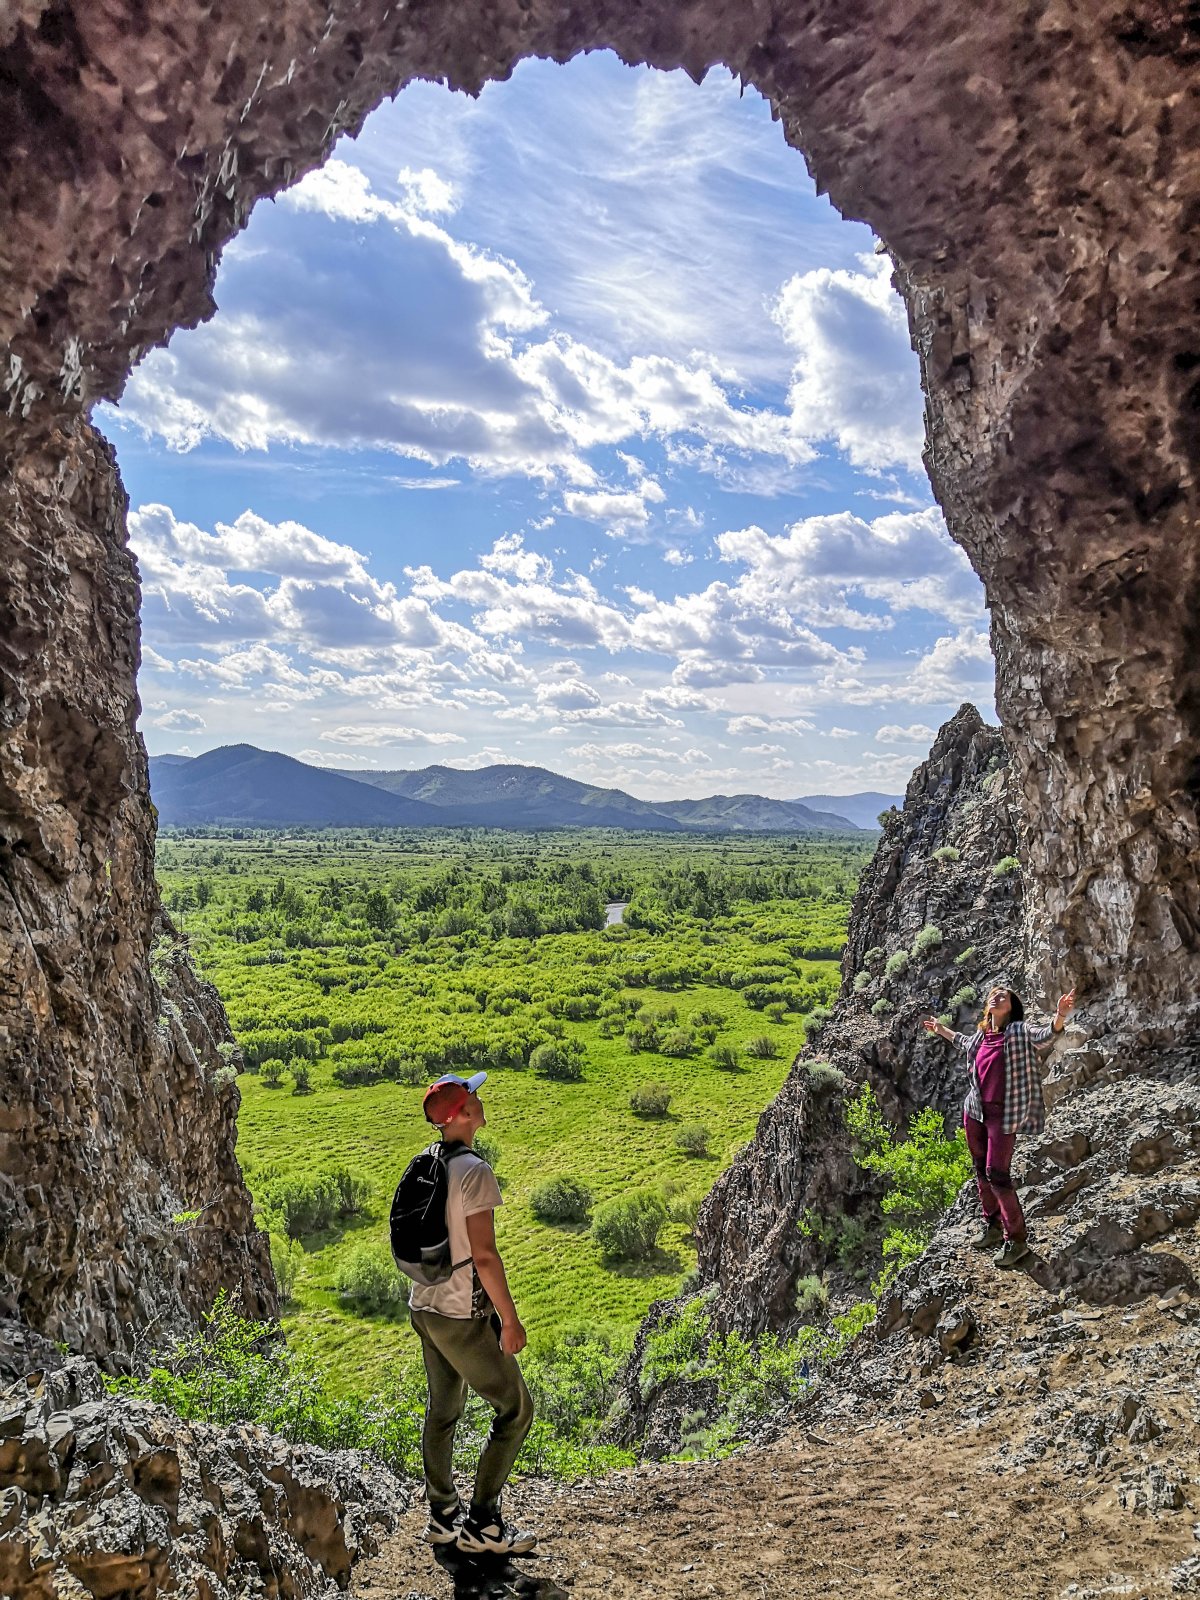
[148, 746, 876, 831]
[793, 792, 902, 830]
[148, 746, 446, 828]
[346, 763, 863, 832]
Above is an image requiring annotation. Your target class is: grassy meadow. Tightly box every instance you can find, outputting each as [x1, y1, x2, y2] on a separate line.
[156, 827, 874, 1398]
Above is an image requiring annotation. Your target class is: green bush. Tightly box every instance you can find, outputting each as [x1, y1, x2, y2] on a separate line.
[709, 1043, 741, 1071]
[911, 925, 943, 960]
[852, 971, 873, 994]
[290, 1062, 312, 1094]
[660, 1028, 696, 1058]
[329, 1165, 372, 1217]
[805, 1061, 845, 1094]
[954, 946, 977, 967]
[630, 1082, 672, 1117]
[664, 1185, 705, 1230]
[862, 946, 885, 968]
[846, 1084, 972, 1283]
[948, 985, 977, 1010]
[592, 1188, 668, 1261]
[870, 998, 893, 1017]
[260, 1058, 285, 1088]
[992, 856, 1021, 877]
[932, 846, 960, 863]
[529, 1175, 592, 1224]
[336, 1242, 406, 1313]
[265, 1174, 339, 1239]
[675, 1122, 711, 1157]
[793, 1273, 828, 1323]
[529, 1042, 584, 1082]
[884, 949, 910, 979]
[805, 1005, 833, 1037]
[472, 1132, 501, 1172]
[744, 1034, 779, 1059]
[269, 1233, 305, 1303]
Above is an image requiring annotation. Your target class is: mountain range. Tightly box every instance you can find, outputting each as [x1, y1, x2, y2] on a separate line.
[148, 745, 900, 833]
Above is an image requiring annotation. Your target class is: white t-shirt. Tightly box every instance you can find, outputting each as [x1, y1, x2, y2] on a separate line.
[408, 1145, 503, 1320]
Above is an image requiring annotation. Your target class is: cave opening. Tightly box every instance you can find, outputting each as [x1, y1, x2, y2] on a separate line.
[1, 1, 1198, 1373]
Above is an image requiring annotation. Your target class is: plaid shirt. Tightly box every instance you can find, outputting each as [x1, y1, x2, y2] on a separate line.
[952, 1020, 1056, 1134]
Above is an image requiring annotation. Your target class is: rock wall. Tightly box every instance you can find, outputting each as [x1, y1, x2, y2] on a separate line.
[1, 0, 1197, 1362]
[0, 1359, 406, 1598]
[0, 418, 274, 1370]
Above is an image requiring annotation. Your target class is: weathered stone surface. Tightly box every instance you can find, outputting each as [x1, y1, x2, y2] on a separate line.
[0, 1359, 408, 1599]
[0, 420, 274, 1367]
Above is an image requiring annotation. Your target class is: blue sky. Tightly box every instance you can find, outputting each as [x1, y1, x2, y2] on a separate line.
[101, 52, 995, 800]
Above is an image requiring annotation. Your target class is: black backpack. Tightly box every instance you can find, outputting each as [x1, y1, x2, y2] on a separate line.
[389, 1142, 477, 1286]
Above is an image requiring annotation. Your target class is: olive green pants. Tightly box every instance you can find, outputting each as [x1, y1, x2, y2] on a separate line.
[410, 1309, 534, 1513]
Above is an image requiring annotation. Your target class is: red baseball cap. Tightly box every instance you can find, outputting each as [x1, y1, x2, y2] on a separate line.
[423, 1071, 487, 1126]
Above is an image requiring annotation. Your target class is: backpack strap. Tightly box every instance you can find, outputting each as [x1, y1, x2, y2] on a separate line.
[436, 1141, 476, 1272]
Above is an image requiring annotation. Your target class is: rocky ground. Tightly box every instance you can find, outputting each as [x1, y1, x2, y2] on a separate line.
[0, 1360, 408, 1598]
[353, 1223, 1200, 1600]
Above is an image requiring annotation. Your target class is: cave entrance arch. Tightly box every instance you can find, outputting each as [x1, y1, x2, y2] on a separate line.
[1, 3, 1198, 1362]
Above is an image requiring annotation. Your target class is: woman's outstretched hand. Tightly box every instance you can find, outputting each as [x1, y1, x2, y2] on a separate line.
[1055, 988, 1076, 1022]
[921, 1016, 944, 1037]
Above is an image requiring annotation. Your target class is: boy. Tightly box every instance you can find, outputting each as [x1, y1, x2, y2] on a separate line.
[409, 1070, 536, 1554]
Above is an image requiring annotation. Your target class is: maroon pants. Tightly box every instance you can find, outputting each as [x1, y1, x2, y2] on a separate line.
[963, 1109, 1026, 1241]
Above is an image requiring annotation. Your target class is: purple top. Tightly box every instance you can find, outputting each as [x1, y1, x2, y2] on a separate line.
[975, 1029, 1006, 1107]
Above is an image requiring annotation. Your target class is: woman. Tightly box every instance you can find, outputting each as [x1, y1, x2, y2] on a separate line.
[922, 985, 1075, 1267]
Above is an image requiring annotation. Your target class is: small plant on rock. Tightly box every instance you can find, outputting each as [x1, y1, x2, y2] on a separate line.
[871, 998, 894, 1017]
[932, 845, 960, 863]
[992, 855, 1021, 877]
[884, 949, 910, 980]
[793, 1274, 828, 1324]
[911, 925, 943, 961]
[805, 1061, 846, 1094]
[954, 946, 977, 967]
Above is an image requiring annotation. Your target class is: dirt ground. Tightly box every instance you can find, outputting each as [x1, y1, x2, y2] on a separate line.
[353, 1410, 1197, 1600]
[353, 1260, 1200, 1600]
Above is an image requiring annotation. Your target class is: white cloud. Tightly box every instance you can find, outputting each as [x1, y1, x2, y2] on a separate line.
[319, 725, 467, 746]
[663, 548, 694, 566]
[154, 709, 206, 731]
[480, 533, 554, 582]
[299, 749, 380, 766]
[741, 742, 786, 755]
[726, 715, 815, 736]
[773, 252, 926, 473]
[899, 627, 995, 705]
[535, 679, 602, 711]
[828, 726, 855, 739]
[875, 722, 935, 744]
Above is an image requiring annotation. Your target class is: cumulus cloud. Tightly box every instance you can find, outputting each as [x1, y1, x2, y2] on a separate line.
[535, 679, 603, 711]
[899, 627, 995, 705]
[875, 722, 935, 744]
[726, 715, 816, 736]
[154, 709, 206, 731]
[773, 252, 926, 473]
[715, 507, 983, 630]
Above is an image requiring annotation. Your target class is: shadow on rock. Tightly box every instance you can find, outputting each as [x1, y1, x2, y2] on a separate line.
[430, 1542, 569, 1599]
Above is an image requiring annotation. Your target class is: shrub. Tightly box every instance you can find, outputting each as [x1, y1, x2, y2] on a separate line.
[744, 1034, 779, 1059]
[862, 947, 885, 968]
[676, 1122, 711, 1157]
[592, 1189, 668, 1261]
[852, 971, 873, 994]
[805, 1061, 845, 1094]
[290, 1062, 312, 1095]
[846, 1084, 972, 1283]
[709, 1043, 741, 1071]
[932, 846, 960, 863]
[884, 949, 910, 980]
[529, 1176, 592, 1224]
[765, 1003, 787, 1025]
[948, 985, 977, 1010]
[529, 1042, 584, 1082]
[260, 1058, 285, 1088]
[911, 925, 943, 960]
[793, 1274, 828, 1323]
[954, 946, 977, 967]
[992, 856, 1021, 877]
[329, 1166, 372, 1217]
[660, 1028, 696, 1058]
[472, 1133, 501, 1173]
[871, 998, 894, 1017]
[269, 1233, 305, 1303]
[630, 1082, 672, 1117]
[336, 1242, 406, 1313]
[665, 1186, 705, 1230]
[266, 1174, 338, 1239]
[624, 1023, 660, 1053]
[805, 1006, 833, 1037]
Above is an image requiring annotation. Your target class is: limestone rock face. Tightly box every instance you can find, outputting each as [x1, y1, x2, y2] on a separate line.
[0, 419, 274, 1370]
[0, 1359, 407, 1599]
